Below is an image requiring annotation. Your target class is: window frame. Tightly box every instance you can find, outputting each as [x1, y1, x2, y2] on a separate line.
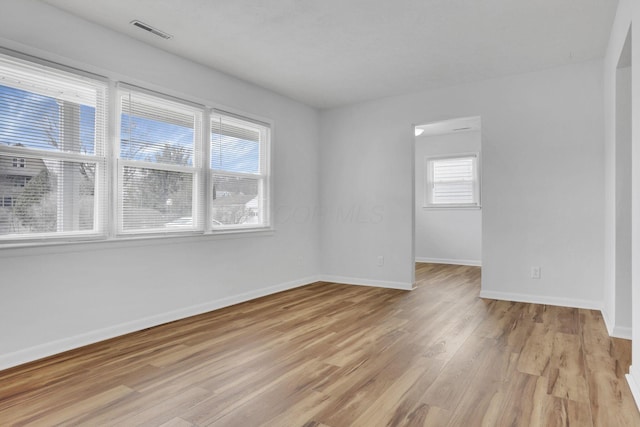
[115, 84, 205, 237]
[424, 153, 481, 209]
[0, 52, 109, 243]
[209, 111, 272, 232]
[0, 50, 274, 247]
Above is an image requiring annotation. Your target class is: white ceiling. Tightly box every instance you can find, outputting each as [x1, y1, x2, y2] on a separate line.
[42, 0, 618, 109]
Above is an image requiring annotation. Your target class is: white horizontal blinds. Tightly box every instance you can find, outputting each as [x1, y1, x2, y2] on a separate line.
[120, 92, 196, 165]
[118, 88, 203, 233]
[429, 156, 478, 205]
[121, 166, 194, 231]
[0, 156, 102, 234]
[0, 54, 108, 239]
[211, 113, 269, 229]
[0, 55, 106, 155]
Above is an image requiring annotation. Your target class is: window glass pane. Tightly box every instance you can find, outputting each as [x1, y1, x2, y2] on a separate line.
[0, 85, 98, 155]
[121, 166, 193, 231]
[428, 155, 478, 206]
[433, 158, 473, 182]
[120, 93, 197, 166]
[433, 181, 475, 204]
[211, 134, 259, 174]
[0, 155, 97, 235]
[211, 117, 261, 174]
[212, 175, 261, 226]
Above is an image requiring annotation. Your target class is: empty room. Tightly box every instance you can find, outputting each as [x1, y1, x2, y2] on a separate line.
[0, 0, 639, 426]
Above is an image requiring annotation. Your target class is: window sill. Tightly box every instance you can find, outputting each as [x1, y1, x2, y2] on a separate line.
[0, 227, 275, 257]
[422, 205, 482, 211]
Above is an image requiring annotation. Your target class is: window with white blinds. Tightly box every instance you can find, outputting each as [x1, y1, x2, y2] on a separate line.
[0, 51, 273, 245]
[0, 54, 107, 240]
[425, 154, 480, 207]
[118, 88, 203, 234]
[211, 113, 270, 229]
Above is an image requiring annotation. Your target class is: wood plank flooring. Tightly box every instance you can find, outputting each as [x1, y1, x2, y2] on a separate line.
[1, 263, 639, 426]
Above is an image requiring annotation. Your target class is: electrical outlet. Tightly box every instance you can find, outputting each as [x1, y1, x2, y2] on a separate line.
[377, 255, 384, 267]
[530, 266, 541, 279]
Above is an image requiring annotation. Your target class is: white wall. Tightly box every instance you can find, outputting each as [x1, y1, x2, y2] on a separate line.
[320, 59, 604, 305]
[0, 0, 622, 379]
[604, 0, 640, 409]
[0, 0, 320, 369]
[414, 131, 481, 265]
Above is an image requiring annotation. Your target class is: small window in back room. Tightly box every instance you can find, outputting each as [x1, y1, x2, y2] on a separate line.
[425, 154, 480, 207]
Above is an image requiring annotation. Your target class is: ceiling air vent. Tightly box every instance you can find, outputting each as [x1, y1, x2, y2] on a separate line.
[453, 127, 472, 132]
[130, 20, 172, 40]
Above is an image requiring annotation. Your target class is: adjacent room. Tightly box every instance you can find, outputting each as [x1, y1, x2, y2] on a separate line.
[414, 116, 482, 268]
[0, 0, 639, 425]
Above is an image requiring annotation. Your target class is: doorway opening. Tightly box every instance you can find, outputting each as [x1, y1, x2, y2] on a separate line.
[413, 116, 482, 285]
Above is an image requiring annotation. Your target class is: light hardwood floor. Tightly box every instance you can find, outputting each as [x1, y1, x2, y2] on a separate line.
[1, 263, 639, 426]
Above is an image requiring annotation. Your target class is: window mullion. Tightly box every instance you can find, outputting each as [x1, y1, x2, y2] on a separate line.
[0, 146, 101, 163]
[107, 82, 119, 238]
[210, 170, 266, 180]
[203, 108, 212, 233]
[120, 159, 197, 174]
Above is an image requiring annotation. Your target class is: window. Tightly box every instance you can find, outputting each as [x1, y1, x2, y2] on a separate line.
[117, 87, 203, 234]
[0, 54, 107, 239]
[5, 175, 31, 187]
[211, 113, 270, 229]
[0, 52, 272, 244]
[425, 154, 480, 207]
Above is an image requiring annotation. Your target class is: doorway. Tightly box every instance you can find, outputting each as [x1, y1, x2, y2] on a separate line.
[413, 116, 482, 282]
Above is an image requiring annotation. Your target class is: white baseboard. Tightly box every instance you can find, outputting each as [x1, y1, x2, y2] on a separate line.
[478, 289, 601, 310]
[0, 275, 322, 372]
[601, 306, 615, 336]
[415, 257, 481, 267]
[612, 326, 633, 340]
[627, 366, 640, 412]
[319, 275, 414, 291]
[600, 306, 632, 339]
